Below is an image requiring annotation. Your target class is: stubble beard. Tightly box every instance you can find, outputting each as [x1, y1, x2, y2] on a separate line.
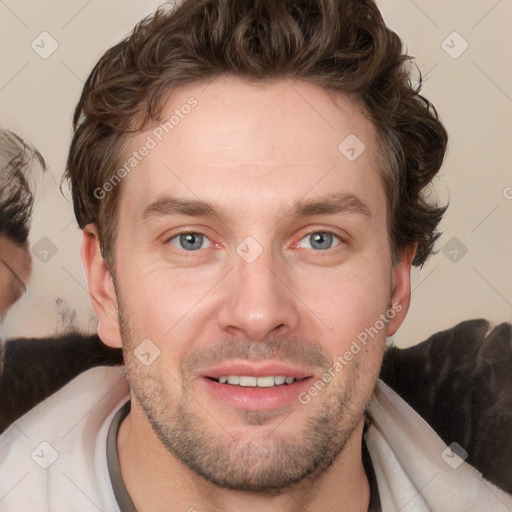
[117, 303, 369, 495]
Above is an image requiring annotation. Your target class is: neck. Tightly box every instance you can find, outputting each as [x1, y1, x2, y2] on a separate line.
[117, 399, 370, 512]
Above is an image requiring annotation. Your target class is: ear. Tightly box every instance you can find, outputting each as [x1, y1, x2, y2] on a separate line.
[81, 223, 122, 348]
[386, 243, 417, 337]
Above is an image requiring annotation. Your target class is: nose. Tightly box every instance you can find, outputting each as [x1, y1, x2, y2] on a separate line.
[217, 246, 301, 341]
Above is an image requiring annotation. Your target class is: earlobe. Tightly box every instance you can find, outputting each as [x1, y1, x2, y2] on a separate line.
[81, 224, 122, 348]
[387, 243, 417, 337]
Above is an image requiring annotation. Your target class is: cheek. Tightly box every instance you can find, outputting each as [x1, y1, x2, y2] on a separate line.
[0, 276, 20, 314]
[291, 261, 392, 397]
[293, 261, 392, 340]
[115, 261, 219, 351]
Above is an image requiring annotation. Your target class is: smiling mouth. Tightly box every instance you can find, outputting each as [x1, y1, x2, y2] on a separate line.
[202, 373, 314, 411]
[206, 375, 308, 388]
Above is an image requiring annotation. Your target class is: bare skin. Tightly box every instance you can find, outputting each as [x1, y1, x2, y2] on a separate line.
[82, 76, 415, 512]
[0, 234, 31, 325]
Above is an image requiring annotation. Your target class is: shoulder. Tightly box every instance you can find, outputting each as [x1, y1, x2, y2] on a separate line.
[366, 378, 512, 511]
[2, 365, 128, 437]
[380, 318, 512, 494]
[0, 333, 123, 433]
[0, 366, 128, 511]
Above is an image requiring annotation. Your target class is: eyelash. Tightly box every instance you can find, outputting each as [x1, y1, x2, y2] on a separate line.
[165, 228, 345, 254]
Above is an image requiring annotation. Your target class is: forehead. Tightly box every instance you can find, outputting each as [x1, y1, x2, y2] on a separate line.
[117, 76, 385, 224]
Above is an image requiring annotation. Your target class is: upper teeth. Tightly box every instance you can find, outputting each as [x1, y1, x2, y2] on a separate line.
[218, 375, 296, 387]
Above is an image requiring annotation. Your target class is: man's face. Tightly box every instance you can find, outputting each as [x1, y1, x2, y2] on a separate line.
[95, 77, 412, 492]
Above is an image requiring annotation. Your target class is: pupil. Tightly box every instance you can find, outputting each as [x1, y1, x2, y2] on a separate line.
[181, 233, 202, 250]
[311, 232, 331, 250]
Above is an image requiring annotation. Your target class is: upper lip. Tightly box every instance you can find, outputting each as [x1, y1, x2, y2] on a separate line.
[200, 361, 314, 380]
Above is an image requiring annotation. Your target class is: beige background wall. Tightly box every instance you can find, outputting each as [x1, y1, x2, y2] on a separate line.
[1, 0, 511, 347]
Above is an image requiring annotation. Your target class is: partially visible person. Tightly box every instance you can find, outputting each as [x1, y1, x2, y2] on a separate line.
[0, 129, 46, 358]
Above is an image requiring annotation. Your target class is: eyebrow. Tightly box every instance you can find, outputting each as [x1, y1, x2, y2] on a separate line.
[140, 192, 372, 224]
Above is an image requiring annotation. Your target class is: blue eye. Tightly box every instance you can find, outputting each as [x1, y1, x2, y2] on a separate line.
[166, 230, 342, 253]
[298, 231, 341, 251]
[169, 232, 212, 251]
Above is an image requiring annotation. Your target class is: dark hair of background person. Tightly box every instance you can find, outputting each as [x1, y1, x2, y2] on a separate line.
[0, 130, 46, 246]
[64, 0, 449, 270]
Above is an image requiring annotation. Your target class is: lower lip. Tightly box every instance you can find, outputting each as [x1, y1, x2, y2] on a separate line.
[201, 376, 314, 411]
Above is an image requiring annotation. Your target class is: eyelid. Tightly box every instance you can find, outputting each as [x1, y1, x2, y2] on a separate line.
[163, 225, 214, 241]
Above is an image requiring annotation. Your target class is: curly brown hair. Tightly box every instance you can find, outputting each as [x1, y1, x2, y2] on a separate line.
[64, 0, 448, 268]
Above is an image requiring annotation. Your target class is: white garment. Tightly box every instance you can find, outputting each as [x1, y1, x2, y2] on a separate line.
[365, 380, 512, 511]
[0, 366, 129, 512]
[0, 366, 511, 511]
